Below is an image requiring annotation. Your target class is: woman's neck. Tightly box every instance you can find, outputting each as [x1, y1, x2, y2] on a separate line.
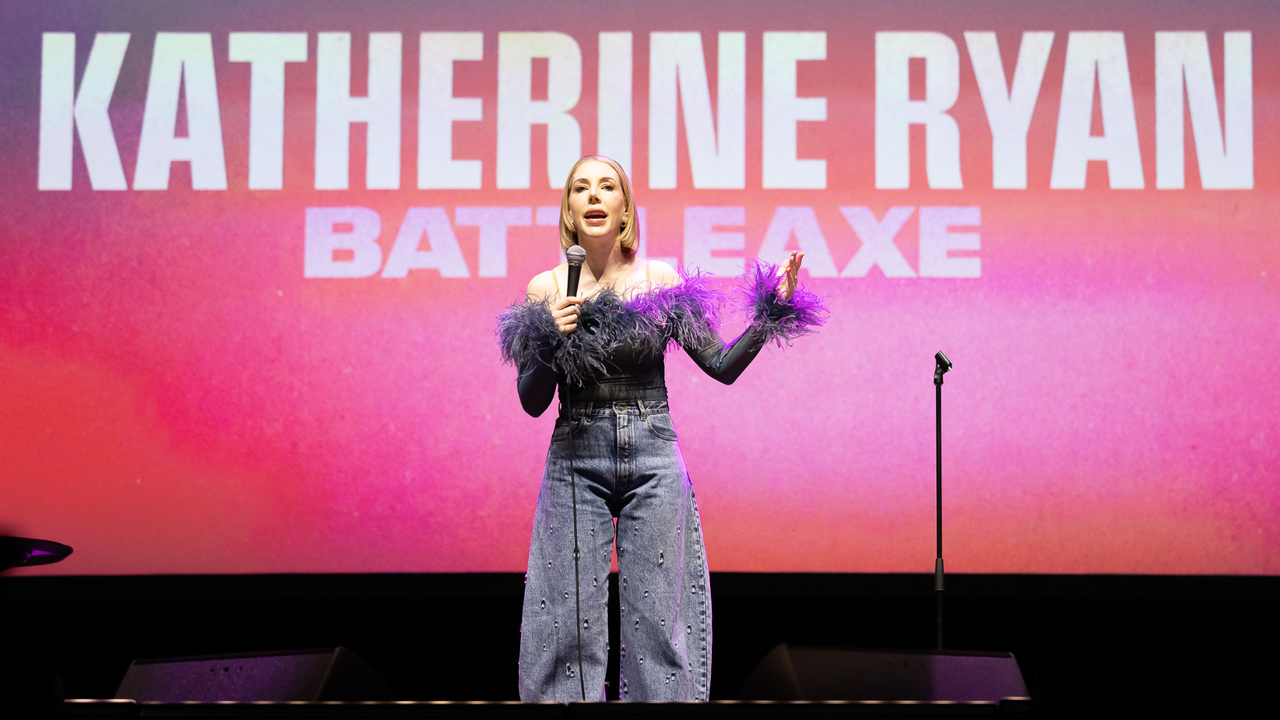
[579, 235, 632, 287]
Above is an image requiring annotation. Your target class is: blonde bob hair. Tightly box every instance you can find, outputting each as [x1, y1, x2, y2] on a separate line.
[559, 156, 638, 253]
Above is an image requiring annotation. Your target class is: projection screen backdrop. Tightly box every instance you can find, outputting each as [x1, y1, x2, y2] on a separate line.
[2, 0, 1277, 575]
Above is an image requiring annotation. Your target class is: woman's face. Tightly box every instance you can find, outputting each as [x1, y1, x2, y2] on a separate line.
[568, 160, 626, 246]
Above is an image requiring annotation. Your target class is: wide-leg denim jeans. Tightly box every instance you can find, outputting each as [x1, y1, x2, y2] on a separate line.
[518, 400, 711, 702]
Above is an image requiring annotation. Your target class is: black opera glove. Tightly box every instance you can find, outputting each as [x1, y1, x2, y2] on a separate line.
[683, 325, 768, 386]
[516, 353, 559, 418]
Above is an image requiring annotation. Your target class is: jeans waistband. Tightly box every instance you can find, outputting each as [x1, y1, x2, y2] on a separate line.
[557, 382, 668, 403]
[558, 399, 669, 420]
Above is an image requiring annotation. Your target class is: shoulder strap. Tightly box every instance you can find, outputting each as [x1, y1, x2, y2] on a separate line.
[552, 269, 561, 298]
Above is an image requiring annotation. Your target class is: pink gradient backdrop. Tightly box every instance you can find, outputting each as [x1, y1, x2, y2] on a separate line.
[2, 1, 1277, 575]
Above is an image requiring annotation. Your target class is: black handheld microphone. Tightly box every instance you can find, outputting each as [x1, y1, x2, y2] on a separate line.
[565, 245, 586, 297]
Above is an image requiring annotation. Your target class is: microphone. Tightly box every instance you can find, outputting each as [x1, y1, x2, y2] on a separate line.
[565, 245, 586, 297]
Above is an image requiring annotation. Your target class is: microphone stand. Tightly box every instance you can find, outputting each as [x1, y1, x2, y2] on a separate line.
[564, 245, 587, 701]
[933, 351, 952, 650]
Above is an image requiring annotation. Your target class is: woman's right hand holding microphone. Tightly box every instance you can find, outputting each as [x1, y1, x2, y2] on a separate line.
[551, 296, 582, 335]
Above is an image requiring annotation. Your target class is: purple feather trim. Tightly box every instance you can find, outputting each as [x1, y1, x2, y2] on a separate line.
[496, 297, 577, 372]
[495, 270, 726, 386]
[625, 269, 722, 353]
[736, 257, 829, 347]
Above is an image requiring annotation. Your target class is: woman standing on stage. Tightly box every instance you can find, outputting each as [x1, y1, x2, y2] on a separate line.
[498, 156, 825, 702]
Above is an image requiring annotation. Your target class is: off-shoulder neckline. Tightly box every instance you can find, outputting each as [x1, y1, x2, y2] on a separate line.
[547, 256, 691, 301]
[558, 272, 711, 308]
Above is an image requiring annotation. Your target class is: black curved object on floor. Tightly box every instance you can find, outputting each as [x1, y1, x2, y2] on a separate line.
[0, 536, 73, 571]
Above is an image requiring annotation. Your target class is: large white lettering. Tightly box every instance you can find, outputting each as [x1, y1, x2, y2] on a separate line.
[228, 33, 308, 190]
[597, 32, 633, 175]
[419, 32, 484, 190]
[315, 33, 402, 190]
[34, 28, 1259, 198]
[1050, 32, 1144, 189]
[918, 206, 980, 278]
[757, 207, 837, 276]
[841, 207, 916, 277]
[965, 32, 1053, 190]
[684, 206, 745, 276]
[299, 205, 981, 280]
[875, 32, 962, 189]
[134, 33, 227, 190]
[382, 207, 470, 278]
[762, 32, 827, 189]
[38, 32, 130, 190]
[649, 33, 746, 189]
[304, 207, 383, 278]
[1155, 32, 1253, 190]
[454, 206, 532, 277]
[496, 32, 582, 189]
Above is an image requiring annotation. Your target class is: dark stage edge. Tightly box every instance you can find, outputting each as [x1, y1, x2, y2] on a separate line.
[66, 699, 1033, 720]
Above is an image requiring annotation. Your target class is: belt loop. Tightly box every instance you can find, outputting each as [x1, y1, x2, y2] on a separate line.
[585, 401, 594, 424]
[637, 400, 647, 421]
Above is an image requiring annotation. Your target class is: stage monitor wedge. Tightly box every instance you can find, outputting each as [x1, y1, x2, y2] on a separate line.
[741, 643, 1029, 702]
[114, 647, 394, 702]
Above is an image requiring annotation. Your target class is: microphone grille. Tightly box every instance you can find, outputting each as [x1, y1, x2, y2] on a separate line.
[566, 245, 586, 266]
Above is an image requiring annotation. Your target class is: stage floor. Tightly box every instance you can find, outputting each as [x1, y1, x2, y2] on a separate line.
[66, 699, 1032, 720]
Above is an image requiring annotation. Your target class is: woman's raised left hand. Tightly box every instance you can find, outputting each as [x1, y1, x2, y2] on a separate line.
[777, 251, 805, 301]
